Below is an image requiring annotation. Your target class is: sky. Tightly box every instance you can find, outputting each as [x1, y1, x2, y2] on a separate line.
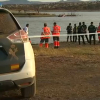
[29, 0, 92, 1]
[0, 0, 93, 2]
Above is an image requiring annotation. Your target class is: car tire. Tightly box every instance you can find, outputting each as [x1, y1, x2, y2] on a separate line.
[21, 77, 36, 98]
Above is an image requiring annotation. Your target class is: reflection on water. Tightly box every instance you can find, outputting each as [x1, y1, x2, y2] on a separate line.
[16, 12, 100, 44]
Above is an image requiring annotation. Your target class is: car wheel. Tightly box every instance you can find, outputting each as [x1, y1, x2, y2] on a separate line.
[21, 77, 36, 98]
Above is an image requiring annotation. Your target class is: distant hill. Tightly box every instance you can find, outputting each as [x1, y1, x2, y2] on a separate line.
[3, 1, 100, 11]
[0, 0, 47, 4]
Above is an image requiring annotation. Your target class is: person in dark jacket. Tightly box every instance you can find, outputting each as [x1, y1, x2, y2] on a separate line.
[78, 22, 85, 45]
[73, 24, 77, 42]
[81, 22, 89, 43]
[66, 23, 72, 42]
[88, 22, 96, 45]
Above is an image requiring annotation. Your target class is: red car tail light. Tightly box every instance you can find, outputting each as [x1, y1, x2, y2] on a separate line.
[7, 30, 29, 43]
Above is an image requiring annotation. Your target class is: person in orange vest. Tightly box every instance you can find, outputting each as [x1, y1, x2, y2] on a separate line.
[97, 23, 100, 43]
[52, 22, 61, 49]
[40, 23, 51, 48]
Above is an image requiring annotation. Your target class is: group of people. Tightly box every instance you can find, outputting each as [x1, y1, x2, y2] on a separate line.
[23, 22, 100, 49]
[40, 22, 61, 49]
[23, 22, 61, 49]
[66, 22, 100, 45]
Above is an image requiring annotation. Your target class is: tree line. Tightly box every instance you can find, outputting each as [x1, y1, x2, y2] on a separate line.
[3, 1, 100, 13]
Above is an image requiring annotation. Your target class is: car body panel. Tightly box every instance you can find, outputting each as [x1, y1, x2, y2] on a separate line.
[0, 8, 36, 93]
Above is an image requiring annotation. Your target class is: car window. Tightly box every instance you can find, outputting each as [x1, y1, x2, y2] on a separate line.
[0, 12, 20, 35]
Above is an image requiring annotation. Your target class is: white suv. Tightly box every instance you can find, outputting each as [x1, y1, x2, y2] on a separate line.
[0, 8, 36, 98]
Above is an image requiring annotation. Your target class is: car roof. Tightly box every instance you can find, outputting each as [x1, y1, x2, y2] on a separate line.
[0, 8, 11, 13]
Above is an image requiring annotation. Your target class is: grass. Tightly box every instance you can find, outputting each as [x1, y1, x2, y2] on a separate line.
[33, 42, 100, 100]
[33, 42, 100, 57]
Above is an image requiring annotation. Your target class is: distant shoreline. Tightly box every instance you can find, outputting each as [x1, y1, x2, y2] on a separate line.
[12, 12, 56, 17]
[13, 14, 56, 17]
[40, 10, 100, 12]
[12, 10, 100, 17]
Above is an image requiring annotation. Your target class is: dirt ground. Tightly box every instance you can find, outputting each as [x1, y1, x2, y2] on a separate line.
[1, 42, 100, 100]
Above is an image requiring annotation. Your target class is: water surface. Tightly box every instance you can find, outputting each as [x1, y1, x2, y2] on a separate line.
[16, 12, 100, 44]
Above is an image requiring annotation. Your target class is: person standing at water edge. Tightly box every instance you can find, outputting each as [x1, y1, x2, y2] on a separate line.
[23, 23, 31, 43]
[73, 24, 77, 42]
[97, 23, 100, 43]
[66, 23, 72, 42]
[52, 22, 61, 49]
[78, 22, 85, 45]
[81, 22, 89, 43]
[40, 23, 51, 48]
[88, 22, 96, 45]
[23, 24, 29, 35]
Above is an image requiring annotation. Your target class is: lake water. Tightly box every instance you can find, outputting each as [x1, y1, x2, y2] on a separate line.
[16, 12, 100, 44]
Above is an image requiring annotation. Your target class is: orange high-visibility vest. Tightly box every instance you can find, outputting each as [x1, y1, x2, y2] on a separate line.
[52, 25, 61, 36]
[41, 27, 50, 39]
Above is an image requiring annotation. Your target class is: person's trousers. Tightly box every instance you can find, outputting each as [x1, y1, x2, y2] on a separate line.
[78, 35, 85, 45]
[73, 36, 77, 42]
[53, 36, 60, 48]
[67, 36, 72, 42]
[40, 38, 49, 48]
[85, 35, 89, 43]
[89, 34, 95, 45]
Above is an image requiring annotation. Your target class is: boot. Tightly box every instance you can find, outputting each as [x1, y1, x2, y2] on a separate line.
[57, 41, 60, 48]
[40, 43, 43, 47]
[54, 41, 57, 48]
[45, 43, 49, 48]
